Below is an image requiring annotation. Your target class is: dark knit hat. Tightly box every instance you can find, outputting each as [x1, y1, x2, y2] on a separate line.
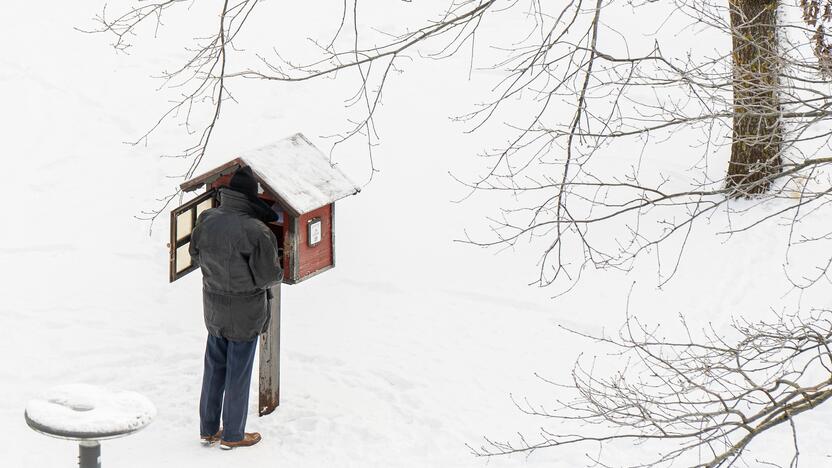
[228, 166, 259, 200]
[226, 166, 278, 223]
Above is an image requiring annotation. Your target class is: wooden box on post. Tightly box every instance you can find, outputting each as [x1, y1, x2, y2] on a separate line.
[167, 133, 360, 415]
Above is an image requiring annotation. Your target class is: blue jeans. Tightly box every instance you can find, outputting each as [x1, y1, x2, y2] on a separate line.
[199, 335, 258, 442]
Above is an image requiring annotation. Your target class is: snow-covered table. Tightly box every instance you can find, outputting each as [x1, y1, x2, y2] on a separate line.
[25, 384, 156, 468]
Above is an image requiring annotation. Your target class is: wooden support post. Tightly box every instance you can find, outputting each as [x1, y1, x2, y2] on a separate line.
[259, 283, 281, 416]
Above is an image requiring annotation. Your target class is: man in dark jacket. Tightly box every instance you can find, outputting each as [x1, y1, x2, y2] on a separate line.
[189, 166, 283, 449]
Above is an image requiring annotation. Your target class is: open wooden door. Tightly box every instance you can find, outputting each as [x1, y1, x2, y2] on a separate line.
[169, 190, 217, 282]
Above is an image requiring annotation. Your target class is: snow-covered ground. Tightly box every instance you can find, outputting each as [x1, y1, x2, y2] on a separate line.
[2, 2, 832, 467]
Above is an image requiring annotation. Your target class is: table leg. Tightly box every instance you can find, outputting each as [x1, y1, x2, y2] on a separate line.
[79, 441, 101, 468]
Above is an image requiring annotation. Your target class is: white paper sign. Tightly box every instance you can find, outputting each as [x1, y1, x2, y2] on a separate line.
[309, 219, 322, 246]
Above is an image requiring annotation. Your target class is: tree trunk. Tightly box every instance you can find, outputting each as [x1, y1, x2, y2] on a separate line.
[727, 0, 782, 195]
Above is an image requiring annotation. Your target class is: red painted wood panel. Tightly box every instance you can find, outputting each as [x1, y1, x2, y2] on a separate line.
[298, 203, 333, 279]
[210, 174, 233, 190]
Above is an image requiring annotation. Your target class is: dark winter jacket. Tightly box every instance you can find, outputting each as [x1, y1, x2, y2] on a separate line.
[189, 188, 283, 341]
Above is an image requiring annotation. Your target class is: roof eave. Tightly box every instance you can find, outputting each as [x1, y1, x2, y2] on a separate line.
[180, 158, 243, 193]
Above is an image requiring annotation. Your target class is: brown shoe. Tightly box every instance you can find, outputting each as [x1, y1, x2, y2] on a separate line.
[200, 429, 223, 444]
[220, 432, 262, 450]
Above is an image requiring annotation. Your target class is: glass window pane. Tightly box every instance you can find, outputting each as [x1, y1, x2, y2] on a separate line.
[196, 198, 213, 218]
[176, 209, 193, 241]
[176, 244, 192, 273]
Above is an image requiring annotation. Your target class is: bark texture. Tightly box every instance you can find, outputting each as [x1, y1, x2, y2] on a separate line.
[727, 0, 782, 194]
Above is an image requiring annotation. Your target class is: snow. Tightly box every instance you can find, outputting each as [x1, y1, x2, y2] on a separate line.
[25, 384, 156, 439]
[238, 133, 361, 215]
[2, 1, 832, 467]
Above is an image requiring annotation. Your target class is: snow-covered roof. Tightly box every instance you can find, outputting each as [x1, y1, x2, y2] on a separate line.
[241, 133, 360, 215]
[182, 133, 361, 215]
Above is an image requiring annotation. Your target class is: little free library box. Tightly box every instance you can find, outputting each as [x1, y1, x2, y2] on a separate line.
[168, 133, 361, 416]
[169, 133, 361, 285]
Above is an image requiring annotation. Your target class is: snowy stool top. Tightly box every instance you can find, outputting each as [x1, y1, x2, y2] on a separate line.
[25, 384, 156, 441]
